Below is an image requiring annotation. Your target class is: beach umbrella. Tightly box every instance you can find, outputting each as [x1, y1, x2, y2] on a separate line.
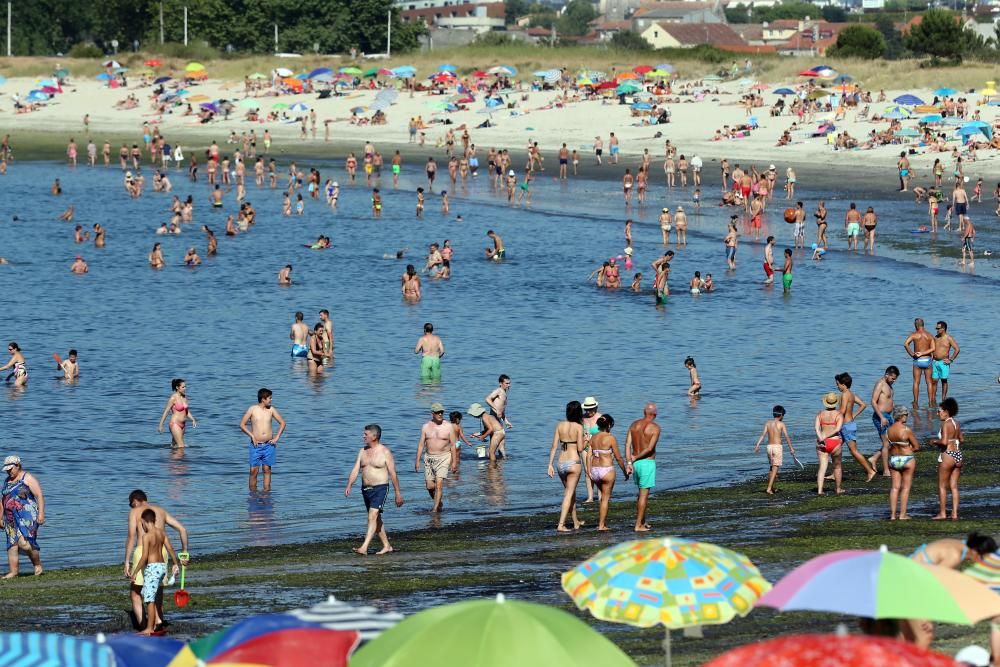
[53, 68, 69, 78]
[587, 70, 607, 81]
[351, 594, 633, 667]
[576, 78, 593, 87]
[144, 59, 162, 67]
[289, 102, 309, 111]
[309, 67, 332, 79]
[311, 72, 335, 83]
[488, 65, 516, 76]
[288, 595, 403, 642]
[175, 89, 189, 96]
[914, 104, 940, 113]
[102, 59, 120, 68]
[0, 76, 7, 86]
[40, 86, 58, 94]
[563, 538, 770, 666]
[617, 71, 638, 80]
[532, 69, 552, 77]
[272, 102, 288, 110]
[37, 77, 57, 87]
[774, 87, 795, 95]
[757, 546, 1000, 624]
[101, 634, 186, 667]
[339, 66, 362, 75]
[248, 72, 267, 80]
[798, 68, 820, 77]
[655, 63, 675, 72]
[647, 69, 669, 78]
[0, 633, 115, 666]
[633, 65, 653, 74]
[750, 82, 769, 91]
[154, 76, 171, 84]
[185, 62, 205, 72]
[630, 102, 652, 110]
[832, 74, 853, 84]
[25, 91, 49, 102]
[806, 88, 831, 100]
[965, 551, 1000, 593]
[894, 94, 925, 105]
[437, 64, 457, 73]
[391, 66, 415, 78]
[239, 99, 260, 109]
[274, 67, 293, 77]
[470, 70, 488, 78]
[895, 128, 921, 138]
[920, 114, 943, 124]
[934, 87, 958, 97]
[430, 73, 455, 83]
[188, 70, 208, 80]
[883, 105, 911, 119]
[615, 83, 642, 95]
[171, 615, 358, 667]
[114, 67, 129, 74]
[199, 102, 220, 113]
[362, 67, 380, 78]
[704, 634, 956, 667]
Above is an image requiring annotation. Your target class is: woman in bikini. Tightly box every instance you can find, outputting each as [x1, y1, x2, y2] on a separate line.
[931, 397, 963, 520]
[885, 405, 919, 520]
[148, 243, 165, 269]
[588, 415, 628, 531]
[0, 342, 28, 388]
[815, 392, 844, 496]
[546, 401, 585, 532]
[158, 378, 196, 448]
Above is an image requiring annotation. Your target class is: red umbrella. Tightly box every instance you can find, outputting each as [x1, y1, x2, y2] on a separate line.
[798, 69, 820, 77]
[633, 65, 653, 74]
[472, 70, 488, 78]
[596, 81, 617, 90]
[704, 634, 957, 667]
[431, 73, 455, 82]
[145, 59, 162, 67]
[210, 628, 359, 666]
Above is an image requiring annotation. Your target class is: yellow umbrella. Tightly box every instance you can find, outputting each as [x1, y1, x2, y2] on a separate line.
[647, 69, 669, 78]
[187, 94, 210, 103]
[185, 62, 206, 72]
[577, 78, 593, 87]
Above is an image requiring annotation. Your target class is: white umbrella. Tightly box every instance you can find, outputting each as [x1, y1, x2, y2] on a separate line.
[275, 67, 293, 77]
[289, 595, 403, 642]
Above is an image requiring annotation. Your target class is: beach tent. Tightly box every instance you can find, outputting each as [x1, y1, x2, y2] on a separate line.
[958, 122, 992, 141]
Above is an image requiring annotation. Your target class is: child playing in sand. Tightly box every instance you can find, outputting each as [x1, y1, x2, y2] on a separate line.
[135, 508, 179, 635]
[754, 405, 796, 495]
[684, 357, 701, 396]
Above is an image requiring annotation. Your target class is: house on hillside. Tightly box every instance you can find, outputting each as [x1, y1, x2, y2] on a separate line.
[773, 21, 847, 55]
[640, 21, 746, 48]
[631, 2, 726, 33]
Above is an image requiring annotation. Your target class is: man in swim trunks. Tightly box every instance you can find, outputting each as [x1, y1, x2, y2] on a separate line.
[763, 236, 775, 284]
[391, 151, 402, 186]
[414, 322, 444, 380]
[898, 152, 911, 192]
[415, 403, 458, 512]
[781, 248, 793, 294]
[902, 318, 935, 407]
[486, 230, 505, 260]
[239, 388, 286, 491]
[124, 490, 190, 631]
[868, 366, 899, 477]
[953, 181, 970, 230]
[930, 321, 959, 405]
[344, 424, 404, 555]
[609, 132, 620, 164]
[289, 311, 308, 357]
[845, 202, 861, 250]
[485, 375, 513, 431]
[625, 402, 660, 532]
[835, 372, 875, 481]
[319, 309, 334, 358]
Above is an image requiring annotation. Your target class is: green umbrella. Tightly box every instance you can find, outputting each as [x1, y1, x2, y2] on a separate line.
[54, 68, 69, 78]
[351, 594, 635, 667]
[248, 72, 267, 80]
[363, 67, 380, 78]
[339, 66, 363, 75]
[272, 102, 289, 110]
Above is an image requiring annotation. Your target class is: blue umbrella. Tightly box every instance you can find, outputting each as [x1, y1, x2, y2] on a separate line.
[295, 73, 309, 80]
[26, 91, 49, 102]
[920, 114, 943, 124]
[37, 78, 57, 87]
[154, 76, 171, 84]
[290, 102, 309, 111]
[309, 67, 332, 79]
[0, 633, 115, 666]
[0, 75, 8, 86]
[942, 117, 964, 125]
[774, 87, 795, 95]
[391, 66, 415, 78]
[958, 124, 992, 140]
[96, 73, 111, 81]
[934, 87, 957, 97]
[832, 74, 853, 84]
[894, 128, 921, 137]
[655, 63, 675, 73]
[438, 64, 457, 72]
[630, 102, 652, 110]
[893, 94, 924, 105]
[200, 102, 220, 113]
[101, 634, 185, 667]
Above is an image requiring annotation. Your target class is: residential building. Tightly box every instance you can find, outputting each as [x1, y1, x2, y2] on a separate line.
[640, 21, 746, 47]
[631, 2, 726, 32]
[400, 2, 506, 31]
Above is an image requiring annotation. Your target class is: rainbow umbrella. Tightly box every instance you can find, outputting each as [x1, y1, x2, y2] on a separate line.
[0, 633, 115, 666]
[102, 634, 186, 667]
[965, 551, 1000, 592]
[563, 538, 770, 666]
[168, 614, 358, 667]
[757, 546, 1000, 623]
[704, 634, 957, 667]
[351, 594, 634, 667]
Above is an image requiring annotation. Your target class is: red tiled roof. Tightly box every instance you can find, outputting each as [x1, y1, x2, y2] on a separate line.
[656, 22, 748, 48]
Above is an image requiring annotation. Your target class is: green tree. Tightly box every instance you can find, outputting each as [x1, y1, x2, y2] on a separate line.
[504, 0, 530, 25]
[610, 29, 650, 51]
[874, 13, 905, 59]
[556, 0, 597, 36]
[827, 24, 886, 59]
[724, 3, 751, 24]
[820, 5, 847, 22]
[905, 8, 964, 61]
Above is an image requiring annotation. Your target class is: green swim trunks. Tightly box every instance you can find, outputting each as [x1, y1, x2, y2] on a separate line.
[782, 272, 793, 290]
[392, 164, 401, 174]
[632, 459, 656, 489]
[420, 355, 441, 378]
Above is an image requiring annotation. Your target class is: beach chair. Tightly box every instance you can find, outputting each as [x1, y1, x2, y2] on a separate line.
[857, 105, 870, 120]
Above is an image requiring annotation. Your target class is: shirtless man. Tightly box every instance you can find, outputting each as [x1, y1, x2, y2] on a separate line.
[59, 349, 79, 380]
[319, 309, 334, 358]
[930, 321, 960, 405]
[123, 490, 190, 631]
[953, 181, 970, 231]
[903, 318, 935, 407]
[289, 311, 309, 357]
[278, 264, 292, 285]
[763, 236, 775, 284]
[724, 216, 738, 269]
[898, 152, 911, 192]
[70, 256, 88, 274]
[835, 372, 875, 481]
[239, 388, 286, 491]
[424, 243, 443, 273]
[344, 424, 404, 555]
[845, 203, 862, 251]
[486, 375, 513, 431]
[867, 366, 899, 477]
[414, 322, 444, 380]
[468, 402, 505, 462]
[485, 230, 505, 261]
[624, 403, 661, 532]
[415, 403, 458, 512]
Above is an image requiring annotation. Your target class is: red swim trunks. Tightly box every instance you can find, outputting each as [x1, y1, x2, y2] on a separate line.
[741, 186, 751, 198]
[751, 214, 762, 228]
[763, 261, 774, 278]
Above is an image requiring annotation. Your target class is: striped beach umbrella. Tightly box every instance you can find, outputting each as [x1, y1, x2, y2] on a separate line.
[965, 551, 1000, 592]
[289, 595, 403, 642]
[0, 633, 115, 666]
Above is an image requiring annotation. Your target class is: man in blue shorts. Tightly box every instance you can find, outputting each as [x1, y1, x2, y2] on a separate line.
[625, 402, 660, 532]
[239, 388, 286, 491]
[867, 366, 898, 477]
[931, 321, 960, 405]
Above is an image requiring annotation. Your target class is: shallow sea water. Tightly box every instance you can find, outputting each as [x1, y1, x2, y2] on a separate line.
[1, 159, 998, 568]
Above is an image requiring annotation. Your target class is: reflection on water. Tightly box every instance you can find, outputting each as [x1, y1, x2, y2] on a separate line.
[2, 161, 1000, 567]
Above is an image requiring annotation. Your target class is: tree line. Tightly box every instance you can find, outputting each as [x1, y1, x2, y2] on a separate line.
[2, 0, 425, 57]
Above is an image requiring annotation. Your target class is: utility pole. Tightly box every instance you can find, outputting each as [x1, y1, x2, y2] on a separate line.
[387, 10, 391, 56]
[159, 2, 164, 44]
[274, 23, 278, 53]
[6, 3, 10, 57]
[183, 6, 188, 45]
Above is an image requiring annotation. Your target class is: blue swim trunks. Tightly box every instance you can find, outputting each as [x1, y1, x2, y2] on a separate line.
[914, 356, 932, 369]
[932, 359, 950, 380]
[141, 562, 166, 603]
[840, 420, 858, 443]
[291, 344, 308, 357]
[872, 411, 894, 437]
[362, 484, 390, 513]
[632, 459, 656, 490]
[249, 442, 276, 468]
[610, 145, 620, 155]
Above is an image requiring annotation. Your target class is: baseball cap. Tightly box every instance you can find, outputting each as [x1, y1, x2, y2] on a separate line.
[3, 455, 21, 472]
[430, 402, 445, 413]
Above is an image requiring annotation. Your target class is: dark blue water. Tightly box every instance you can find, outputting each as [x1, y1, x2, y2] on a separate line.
[1, 160, 997, 568]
